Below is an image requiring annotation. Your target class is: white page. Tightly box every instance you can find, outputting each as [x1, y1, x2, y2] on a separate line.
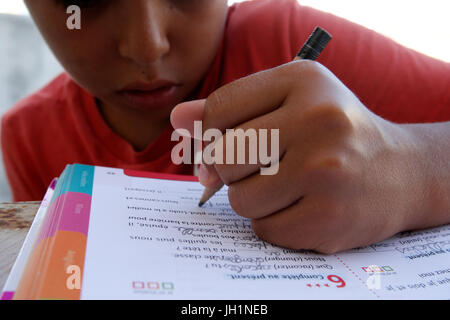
[81, 166, 450, 300]
[335, 225, 450, 299]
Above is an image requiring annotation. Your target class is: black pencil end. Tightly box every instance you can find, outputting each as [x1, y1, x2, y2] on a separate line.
[198, 201, 205, 208]
[296, 26, 332, 61]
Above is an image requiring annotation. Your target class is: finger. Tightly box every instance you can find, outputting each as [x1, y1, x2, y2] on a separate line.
[170, 99, 206, 138]
[250, 195, 343, 251]
[202, 60, 346, 133]
[171, 77, 291, 186]
[170, 99, 222, 187]
[197, 163, 222, 188]
[227, 152, 304, 220]
[198, 61, 339, 185]
[212, 106, 289, 185]
[171, 61, 345, 187]
[202, 62, 299, 133]
[171, 62, 345, 135]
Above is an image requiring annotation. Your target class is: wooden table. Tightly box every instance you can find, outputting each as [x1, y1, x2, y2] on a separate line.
[0, 202, 40, 289]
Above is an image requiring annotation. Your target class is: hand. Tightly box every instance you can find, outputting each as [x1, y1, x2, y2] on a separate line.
[171, 60, 430, 254]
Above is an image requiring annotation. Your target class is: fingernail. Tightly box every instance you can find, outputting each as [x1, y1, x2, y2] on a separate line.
[198, 164, 210, 184]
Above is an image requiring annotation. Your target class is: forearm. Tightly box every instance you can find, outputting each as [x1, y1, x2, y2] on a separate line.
[405, 121, 450, 229]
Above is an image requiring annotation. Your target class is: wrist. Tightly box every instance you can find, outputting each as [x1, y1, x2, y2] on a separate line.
[396, 122, 450, 230]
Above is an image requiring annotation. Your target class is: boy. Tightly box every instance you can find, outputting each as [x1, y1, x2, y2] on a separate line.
[1, 0, 449, 253]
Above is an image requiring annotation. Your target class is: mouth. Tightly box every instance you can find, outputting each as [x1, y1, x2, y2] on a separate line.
[118, 80, 181, 110]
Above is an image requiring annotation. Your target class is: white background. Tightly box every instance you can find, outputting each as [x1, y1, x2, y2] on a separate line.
[230, 0, 450, 62]
[2, 1, 449, 62]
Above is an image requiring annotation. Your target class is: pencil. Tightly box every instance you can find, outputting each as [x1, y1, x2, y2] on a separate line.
[199, 27, 332, 207]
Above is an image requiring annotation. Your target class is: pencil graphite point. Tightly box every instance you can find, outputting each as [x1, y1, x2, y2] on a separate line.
[198, 184, 223, 207]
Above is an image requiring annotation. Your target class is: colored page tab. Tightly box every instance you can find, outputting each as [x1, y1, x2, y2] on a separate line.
[15, 164, 96, 300]
[68, 164, 94, 195]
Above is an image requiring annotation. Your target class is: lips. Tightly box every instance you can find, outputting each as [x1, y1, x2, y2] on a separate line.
[118, 80, 181, 110]
[121, 79, 178, 92]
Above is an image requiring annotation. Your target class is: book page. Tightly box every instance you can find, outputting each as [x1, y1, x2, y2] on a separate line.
[81, 166, 450, 299]
[335, 225, 450, 299]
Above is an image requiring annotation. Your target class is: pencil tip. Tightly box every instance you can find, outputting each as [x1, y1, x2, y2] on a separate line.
[198, 201, 205, 208]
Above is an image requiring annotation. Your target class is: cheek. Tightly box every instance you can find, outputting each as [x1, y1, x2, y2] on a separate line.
[45, 27, 116, 96]
[171, 6, 228, 81]
[54, 31, 115, 92]
[26, 2, 116, 95]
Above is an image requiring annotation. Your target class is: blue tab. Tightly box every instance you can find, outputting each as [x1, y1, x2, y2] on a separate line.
[68, 164, 95, 196]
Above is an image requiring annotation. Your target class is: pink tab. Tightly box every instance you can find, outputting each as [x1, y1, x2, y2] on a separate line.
[1, 291, 14, 300]
[36, 192, 92, 245]
[58, 192, 92, 237]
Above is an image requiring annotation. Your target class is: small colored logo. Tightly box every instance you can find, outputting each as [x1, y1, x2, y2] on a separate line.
[361, 265, 394, 273]
[132, 281, 174, 290]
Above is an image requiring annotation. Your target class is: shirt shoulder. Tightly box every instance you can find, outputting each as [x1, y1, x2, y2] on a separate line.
[1, 73, 76, 136]
[223, 0, 450, 123]
[228, 0, 299, 35]
[222, 0, 301, 81]
[1, 73, 93, 200]
[1, 72, 86, 175]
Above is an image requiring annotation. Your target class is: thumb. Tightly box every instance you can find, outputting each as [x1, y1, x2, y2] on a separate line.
[170, 99, 222, 188]
[170, 99, 206, 138]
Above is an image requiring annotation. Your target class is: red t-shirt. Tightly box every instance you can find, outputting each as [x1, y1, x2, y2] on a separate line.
[2, 0, 450, 201]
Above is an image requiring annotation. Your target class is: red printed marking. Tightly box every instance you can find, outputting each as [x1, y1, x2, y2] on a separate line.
[334, 255, 381, 299]
[124, 169, 198, 182]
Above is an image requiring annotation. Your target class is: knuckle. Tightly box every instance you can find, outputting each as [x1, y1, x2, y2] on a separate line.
[264, 60, 320, 90]
[207, 89, 225, 110]
[304, 104, 353, 134]
[285, 60, 327, 82]
[203, 93, 221, 130]
[288, 58, 318, 72]
[302, 151, 350, 183]
[204, 88, 231, 130]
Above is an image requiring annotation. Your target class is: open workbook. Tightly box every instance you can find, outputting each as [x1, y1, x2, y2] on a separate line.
[1, 164, 450, 300]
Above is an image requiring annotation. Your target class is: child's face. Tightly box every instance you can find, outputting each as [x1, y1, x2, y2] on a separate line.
[25, 0, 228, 112]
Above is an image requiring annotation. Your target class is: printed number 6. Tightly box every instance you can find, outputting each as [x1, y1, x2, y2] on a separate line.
[327, 275, 346, 288]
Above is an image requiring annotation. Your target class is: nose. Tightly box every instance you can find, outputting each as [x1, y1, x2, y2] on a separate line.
[117, 1, 170, 67]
